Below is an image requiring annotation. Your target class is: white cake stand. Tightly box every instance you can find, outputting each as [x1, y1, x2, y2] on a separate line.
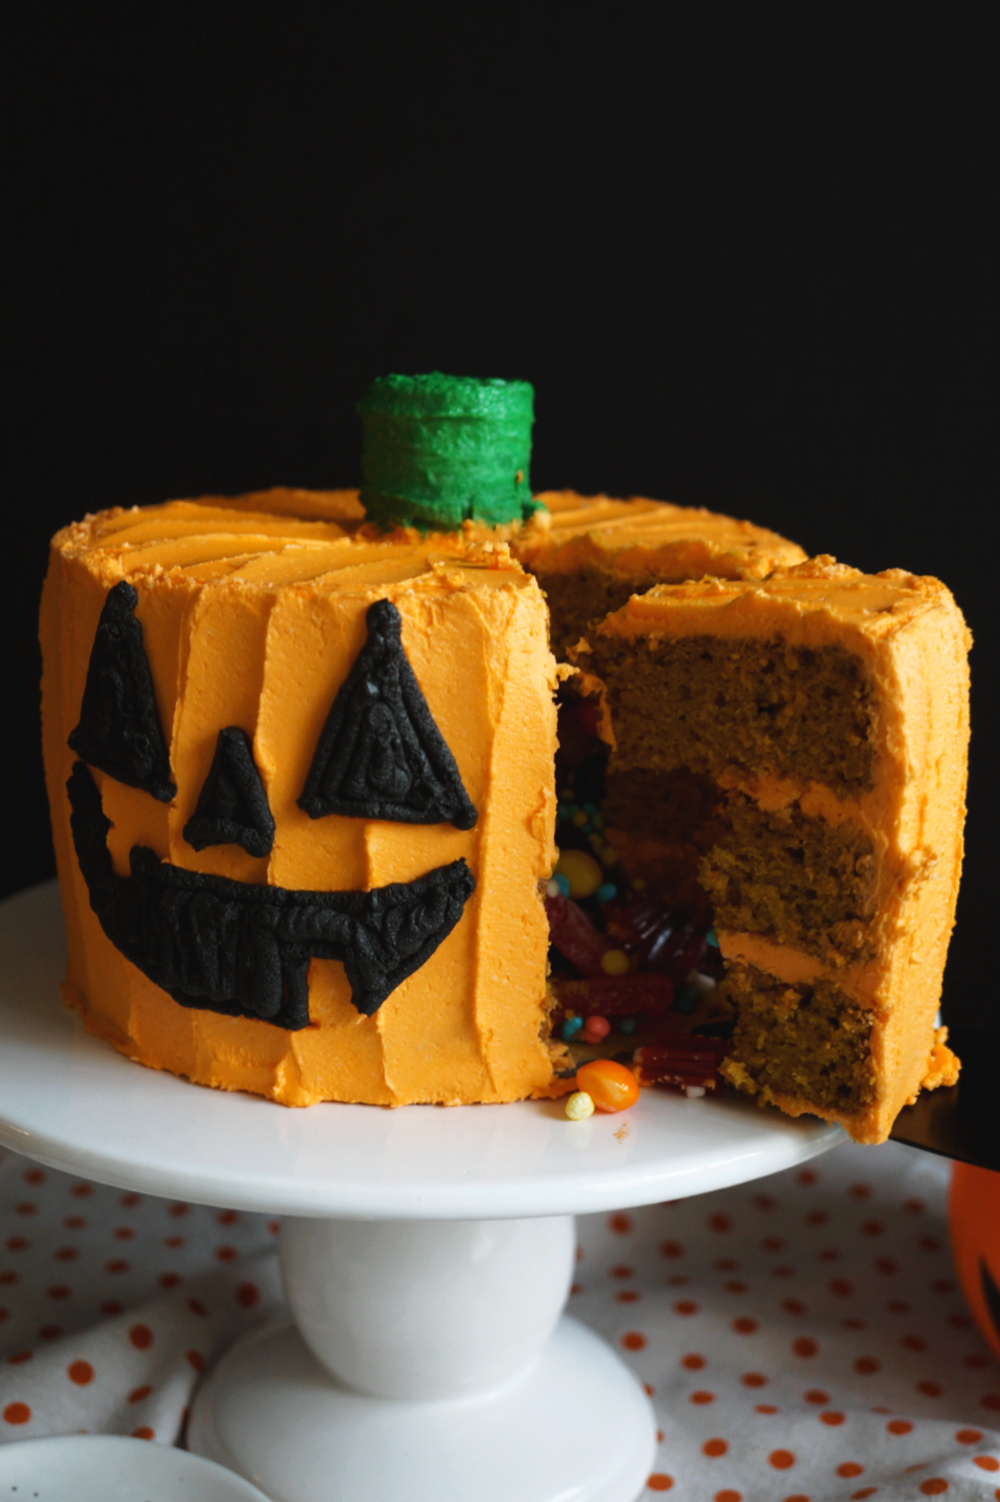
[0, 883, 843, 1502]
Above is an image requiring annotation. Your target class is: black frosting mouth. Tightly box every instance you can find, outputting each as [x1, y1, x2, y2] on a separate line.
[67, 761, 475, 1030]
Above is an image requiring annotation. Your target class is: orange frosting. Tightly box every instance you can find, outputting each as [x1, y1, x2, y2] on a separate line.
[516, 491, 806, 580]
[591, 557, 971, 1143]
[41, 495, 559, 1106]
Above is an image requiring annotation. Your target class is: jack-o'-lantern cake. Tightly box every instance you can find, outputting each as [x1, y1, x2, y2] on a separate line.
[40, 374, 970, 1141]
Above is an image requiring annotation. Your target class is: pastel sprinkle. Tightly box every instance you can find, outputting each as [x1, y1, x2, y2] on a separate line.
[546, 879, 562, 898]
[685, 1086, 706, 1099]
[552, 873, 570, 897]
[581, 1014, 611, 1043]
[596, 882, 618, 904]
[618, 1017, 637, 1035]
[706, 927, 720, 949]
[555, 849, 603, 899]
[561, 1016, 584, 1041]
[600, 949, 630, 977]
[565, 1091, 595, 1121]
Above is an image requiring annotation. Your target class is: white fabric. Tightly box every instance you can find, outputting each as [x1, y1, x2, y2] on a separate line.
[0, 1138, 997, 1498]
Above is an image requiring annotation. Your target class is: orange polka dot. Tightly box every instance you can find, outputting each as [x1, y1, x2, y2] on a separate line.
[919, 1482, 948, 1496]
[621, 1331, 647, 1351]
[804, 1390, 829, 1404]
[783, 1496, 810, 1502]
[708, 1213, 733, 1233]
[215, 1245, 239, 1263]
[975, 1458, 1000, 1473]
[644, 1382, 655, 1397]
[682, 1353, 706, 1370]
[113, 1226, 135, 1241]
[829, 1279, 854, 1296]
[917, 1380, 942, 1397]
[55, 1248, 78, 1263]
[797, 1168, 818, 1185]
[570, 1283, 583, 1296]
[218, 1209, 239, 1225]
[120, 1192, 140, 1207]
[902, 1334, 927, 1350]
[129, 1324, 153, 1350]
[164, 1235, 185, 1248]
[741, 1372, 768, 1387]
[851, 1491, 878, 1500]
[169, 1202, 190, 1217]
[186, 1350, 204, 1372]
[763, 1236, 784, 1251]
[875, 1258, 897, 1274]
[7, 1352, 32, 1365]
[660, 1241, 684, 1258]
[105, 1259, 130, 1274]
[849, 1182, 871, 1198]
[756, 1404, 779, 1414]
[690, 1391, 715, 1404]
[820, 1411, 845, 1426]
[131, 1427, 155, 1440]
[24, 1168, 46, 1185]
[715, 1492, 742, 1502]
[725, 1280, 748, 1293]
[782, 1299, 806, 1316]
[793, 1338, 818, 1358]
[611, 1264, 633, 1279]
[854, 1356, 879, 1374]
[99, 1301, 122, 1317]
[887, 1419, 914, 1435]
[68, 1360, 93, 1385]
[703, 1439, 728, 1457]
[187, 1298, 209, 1317]
[158, 1272, 181, 1290]
[673, 1300, 699, 1316]
[72, 1183, 93, 1197]
[957, 1430, 983, 1444]
[609, 1214, 632, 1234]
[647, 1477, 674, 1492]
[616, 1290, 641, 1303]
[3, 1403, 30, 1425]
[129, 1385, 153, 1403]
[838, 1463, 864, 1478]
[733, 1317, 758, 1334]
[769, 1449, 795, 1469]
[38, 1324, 62, 1340]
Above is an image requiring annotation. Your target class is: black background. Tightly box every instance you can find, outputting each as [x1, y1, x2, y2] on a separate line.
[4, 6, 997, 1026]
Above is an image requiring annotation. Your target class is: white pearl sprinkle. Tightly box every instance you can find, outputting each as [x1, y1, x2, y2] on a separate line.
[685, 1086, 706, 1099]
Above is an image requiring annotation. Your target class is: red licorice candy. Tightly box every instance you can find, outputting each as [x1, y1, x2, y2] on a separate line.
[634, 1033, 728, 1092]
[544, 893, 609, 978]
[553, 974, 674, 1016]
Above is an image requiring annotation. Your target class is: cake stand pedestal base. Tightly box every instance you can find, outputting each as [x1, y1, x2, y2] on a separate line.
[188, 1215, 655, 1502]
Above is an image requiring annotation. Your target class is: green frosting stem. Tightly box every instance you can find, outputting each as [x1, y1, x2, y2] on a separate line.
[357, 373, 537, 531]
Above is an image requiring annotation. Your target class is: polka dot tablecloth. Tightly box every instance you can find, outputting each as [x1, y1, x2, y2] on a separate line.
[0, 1138, 998, 1500]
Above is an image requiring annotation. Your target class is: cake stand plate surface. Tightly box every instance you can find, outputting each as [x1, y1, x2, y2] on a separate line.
[0, 883, 842, 1219]
[0, 882, 844, 1502]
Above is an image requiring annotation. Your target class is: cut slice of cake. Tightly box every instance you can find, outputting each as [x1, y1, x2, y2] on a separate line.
[580, 557, 970, 1144]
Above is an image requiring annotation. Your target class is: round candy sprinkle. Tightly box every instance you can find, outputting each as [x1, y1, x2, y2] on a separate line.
[552, 872, 570, 898]
[618, 1017, 637, 1035]
[581, 1014, 611, 1044]
[561, 1016, 584, 1041]
[555, 849, 603, 900]
[357, 373, 536, 531]
[572, 810, 589, 828]
[706, 927, 720, 949]
[575, 1060, 640, 1114]
[595, 882, 618, 904]
[685, 1085, 706, 1099]
[565, 1091, 595, 1121]
[600, 948, 630, 977]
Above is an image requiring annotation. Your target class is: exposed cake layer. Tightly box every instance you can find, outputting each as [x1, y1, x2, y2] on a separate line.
[720, 961, 877, 1117]
[516, 491, 805, 655]
[42, 496, 559, 1107]
[581, 557, 971, 1142]
[700, 794, 878, 966]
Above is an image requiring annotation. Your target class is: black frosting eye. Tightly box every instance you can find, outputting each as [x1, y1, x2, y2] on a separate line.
[298, 598, 478, 831]
[68, 580, 176, 803]
[183, 727, 276, 858]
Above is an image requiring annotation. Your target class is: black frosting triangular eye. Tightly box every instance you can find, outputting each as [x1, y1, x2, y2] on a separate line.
[298, 598, 478, 830]
[68, 580, 176, 803]
[183, 727, 276, 857]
